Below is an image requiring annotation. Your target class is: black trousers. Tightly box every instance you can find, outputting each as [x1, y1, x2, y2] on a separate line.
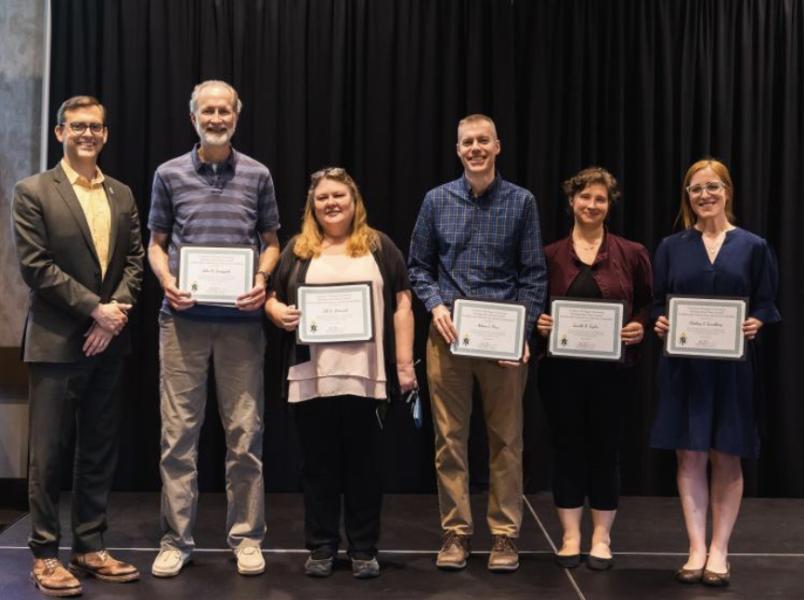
[539, 359, 627, 511]
[293, 395, 383, 557]
[27, 357, 124, 558]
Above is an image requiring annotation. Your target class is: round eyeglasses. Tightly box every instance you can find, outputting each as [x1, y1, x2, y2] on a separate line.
[61, 121, 106, 135]
[686, 181, 726, 196]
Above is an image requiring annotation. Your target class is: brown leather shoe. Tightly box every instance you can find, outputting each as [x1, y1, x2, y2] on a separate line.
[702, 563, 730, 587]
[436, 532, 471, 570]
[675, 566, 704, 583]
[31, 558, 82, 597]
[69, 550, 140, 583]
[488, 535, 519, 572]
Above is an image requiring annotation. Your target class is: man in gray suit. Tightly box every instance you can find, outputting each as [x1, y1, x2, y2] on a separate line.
[12, 95, 143, 597]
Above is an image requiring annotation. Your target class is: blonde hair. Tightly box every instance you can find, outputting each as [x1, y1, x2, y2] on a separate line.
[294, 167, 379, 259]
[676, 158, 736, 229]
[457, 113, 498, 141]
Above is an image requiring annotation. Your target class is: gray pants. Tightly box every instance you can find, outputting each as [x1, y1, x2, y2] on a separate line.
[158, 313, 266, 554]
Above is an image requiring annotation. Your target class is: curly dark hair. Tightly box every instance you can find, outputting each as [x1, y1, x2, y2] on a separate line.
[561, 166, 620, 205]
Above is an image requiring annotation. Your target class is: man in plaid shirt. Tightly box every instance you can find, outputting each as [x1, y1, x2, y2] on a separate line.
[408, 114, 546, 573]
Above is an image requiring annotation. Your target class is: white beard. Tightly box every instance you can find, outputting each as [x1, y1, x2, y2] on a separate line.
[196, 123, 235, 147]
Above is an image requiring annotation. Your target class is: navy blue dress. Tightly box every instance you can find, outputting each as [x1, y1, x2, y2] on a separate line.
[650, 227, 781, 457]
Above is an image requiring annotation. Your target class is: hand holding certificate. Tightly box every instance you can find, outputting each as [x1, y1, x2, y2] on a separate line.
[449, 298, 527, 361]
[665, 295, 747, 360]
[547, 298, 625, 361]
[178, 245, 255, 306]
[297, 282, 374, 344]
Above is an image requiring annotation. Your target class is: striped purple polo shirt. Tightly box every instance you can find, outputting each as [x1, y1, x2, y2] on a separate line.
[148, 143, 280, 319]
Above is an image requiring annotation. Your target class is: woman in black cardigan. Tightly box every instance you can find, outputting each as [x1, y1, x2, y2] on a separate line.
[266, 167, 416, 579]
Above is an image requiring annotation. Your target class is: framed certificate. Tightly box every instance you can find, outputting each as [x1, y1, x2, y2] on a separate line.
[665, 295, 748, 360]
[547, 298, 625, 361]
[178, 245, 255, 306]
[450, 298, 527, 361]
[297, 282, 375, 344]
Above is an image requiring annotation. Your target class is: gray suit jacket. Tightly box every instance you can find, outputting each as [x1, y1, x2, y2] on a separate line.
[11, 163, 144, 362]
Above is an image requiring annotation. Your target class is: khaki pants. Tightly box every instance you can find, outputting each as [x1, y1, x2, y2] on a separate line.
[158, 313, 266, 554]
[426, 324, 528, 537]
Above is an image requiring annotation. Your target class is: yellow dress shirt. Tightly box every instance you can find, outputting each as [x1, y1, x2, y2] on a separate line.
[60, 158, 112, 278]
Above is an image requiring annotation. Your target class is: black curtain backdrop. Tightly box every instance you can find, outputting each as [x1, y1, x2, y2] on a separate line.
[47, 0, 803, 497]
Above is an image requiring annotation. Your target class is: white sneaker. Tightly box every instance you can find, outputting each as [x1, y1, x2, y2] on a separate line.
[235, 545, 265, 575]
[151, 548, 189, 578]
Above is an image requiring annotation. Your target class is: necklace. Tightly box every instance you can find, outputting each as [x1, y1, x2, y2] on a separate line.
[573, 235, 603, 251]
[702, 230, 727, 257]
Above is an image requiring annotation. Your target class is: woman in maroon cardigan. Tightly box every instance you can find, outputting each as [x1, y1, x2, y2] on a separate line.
[537, 167, 652, 570]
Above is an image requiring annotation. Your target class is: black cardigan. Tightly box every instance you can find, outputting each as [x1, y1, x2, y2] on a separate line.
[271, 231, 411, 400]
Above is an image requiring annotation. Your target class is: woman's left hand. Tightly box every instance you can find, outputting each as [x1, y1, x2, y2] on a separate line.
[621, 321, 644, 346]
[397, 361, 417, 393]
[743, 317, 764, 340]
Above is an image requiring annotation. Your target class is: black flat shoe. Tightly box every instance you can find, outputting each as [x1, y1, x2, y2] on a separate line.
[675, 567, 704, 584]
[587, 554, 614, 571]
[554, 553, 581, 569]
[702, 563, 730, 587]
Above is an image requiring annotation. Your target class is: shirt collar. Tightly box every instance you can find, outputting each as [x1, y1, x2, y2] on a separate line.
[60, 158, 104, 189]
[461, 171, 501, 199]
[191, 143, 237, 173]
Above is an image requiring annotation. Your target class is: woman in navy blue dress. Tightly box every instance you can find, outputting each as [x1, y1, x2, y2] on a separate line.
[652, 159, 780, 587]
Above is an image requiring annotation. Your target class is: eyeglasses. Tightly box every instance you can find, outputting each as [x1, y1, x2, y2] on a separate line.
[686, 181, 726, 196]
[61, 121, 106, 135]
[310, 166, 347, 181]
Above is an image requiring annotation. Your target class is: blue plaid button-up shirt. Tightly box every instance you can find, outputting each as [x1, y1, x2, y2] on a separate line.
[408, 174, 547, 338]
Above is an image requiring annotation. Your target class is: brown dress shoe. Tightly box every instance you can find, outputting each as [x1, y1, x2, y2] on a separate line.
[31, 558, 83, 597]
[436, 532, 471, 570]
[69, 550, 140, 583]
[488, 535, 519, 572]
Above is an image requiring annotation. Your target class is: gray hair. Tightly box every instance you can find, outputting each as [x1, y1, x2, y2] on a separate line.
[188, 80, 243, 114]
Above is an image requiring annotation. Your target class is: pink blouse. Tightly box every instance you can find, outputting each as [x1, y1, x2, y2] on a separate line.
[287, 253, 387, 403]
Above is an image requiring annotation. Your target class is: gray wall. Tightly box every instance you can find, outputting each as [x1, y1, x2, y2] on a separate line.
[0, 0, 45, 347]
[0, 0, 46, 479]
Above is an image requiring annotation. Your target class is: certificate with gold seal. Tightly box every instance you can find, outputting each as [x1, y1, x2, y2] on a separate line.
[450, 298, 527, 361]
[297, 282, 374, 344]
[665, 295, 747, 360]
[547, 298, 625, 361]
[178, 245, 255, 306]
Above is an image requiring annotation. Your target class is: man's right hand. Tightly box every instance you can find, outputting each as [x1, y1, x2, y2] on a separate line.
[162, 276, 195, 311]
[83, 322, 115, 356]
[654, 315, 670, 339]
[90, 302, 131, 334]
[432, 304, 458, 344]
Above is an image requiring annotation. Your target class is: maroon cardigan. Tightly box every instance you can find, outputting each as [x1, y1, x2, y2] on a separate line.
[543, 231, 653, 362]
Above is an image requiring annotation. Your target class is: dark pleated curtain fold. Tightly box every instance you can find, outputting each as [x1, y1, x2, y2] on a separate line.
[48, 0, 803, 496]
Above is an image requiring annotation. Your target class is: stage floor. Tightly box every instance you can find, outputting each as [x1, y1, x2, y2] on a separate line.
[1, 493, 802, 599]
